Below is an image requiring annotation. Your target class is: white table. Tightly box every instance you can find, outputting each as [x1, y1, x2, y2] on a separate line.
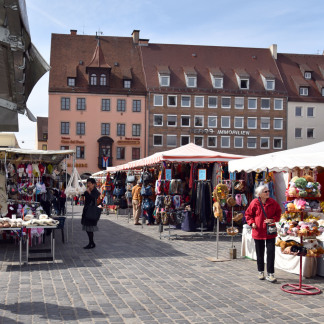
[241, 226, 320, 278]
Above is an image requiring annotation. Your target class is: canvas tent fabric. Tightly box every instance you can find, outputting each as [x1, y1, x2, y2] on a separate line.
[116, 143, 245, 170]
[228, 141, 324, 173]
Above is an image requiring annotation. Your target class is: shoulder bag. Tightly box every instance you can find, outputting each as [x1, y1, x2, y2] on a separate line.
[85, 201, 102, 221]
[258, 198, 277, 235]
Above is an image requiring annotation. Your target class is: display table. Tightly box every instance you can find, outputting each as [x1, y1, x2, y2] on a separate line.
[241, 226, 321, 278]
[0, 228, 23, 265]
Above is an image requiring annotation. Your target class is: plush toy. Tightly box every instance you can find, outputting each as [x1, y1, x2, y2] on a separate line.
[294, 177, 307, 189]
[294, 198, 307, 210]
[287, 202, 296, 212]
[303, 175, 314, 182]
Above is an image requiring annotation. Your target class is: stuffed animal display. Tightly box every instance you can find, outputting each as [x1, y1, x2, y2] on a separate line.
[286, 176, 321, 198]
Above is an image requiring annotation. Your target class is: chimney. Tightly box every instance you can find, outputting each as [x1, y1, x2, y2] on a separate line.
[139, 39, 149, 46]
[269, 44, 277, 60]
[132, 30, 140, 44]
[70, 29, 77, 35]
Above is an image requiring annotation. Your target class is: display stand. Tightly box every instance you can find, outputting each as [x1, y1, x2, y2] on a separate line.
[281, 212, 321, 295]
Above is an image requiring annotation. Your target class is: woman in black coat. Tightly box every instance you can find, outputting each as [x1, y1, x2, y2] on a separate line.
[81, 178, 100, 249]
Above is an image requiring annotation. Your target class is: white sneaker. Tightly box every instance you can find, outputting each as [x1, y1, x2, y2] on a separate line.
[258, 271, 265, 280]
[266, 273, 277, 283]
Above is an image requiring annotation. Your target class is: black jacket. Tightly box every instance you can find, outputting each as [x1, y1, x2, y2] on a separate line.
[81, 187, 100, 226]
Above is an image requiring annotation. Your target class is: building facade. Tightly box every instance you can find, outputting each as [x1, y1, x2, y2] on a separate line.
[36, 116, 48, 150]
[48, 30, 147, 175]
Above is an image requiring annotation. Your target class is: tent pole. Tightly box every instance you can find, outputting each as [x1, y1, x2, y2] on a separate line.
[72, 153, 75, 247]
[65, 155, 69, 243]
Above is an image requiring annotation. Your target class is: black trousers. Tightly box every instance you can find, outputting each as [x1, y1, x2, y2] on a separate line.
[254, 238, 276, 273]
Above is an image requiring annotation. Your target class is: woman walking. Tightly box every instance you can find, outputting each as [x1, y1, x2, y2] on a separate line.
[81, 178, 100, 249]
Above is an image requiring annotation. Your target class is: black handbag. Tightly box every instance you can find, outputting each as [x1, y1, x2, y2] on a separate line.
[258, 198, 277, 235]
[85, 204, 102, 221]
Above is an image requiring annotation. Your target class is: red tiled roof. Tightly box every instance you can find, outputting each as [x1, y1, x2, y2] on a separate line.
[276, 53, 324, 101]
[140, 43, 286, 95]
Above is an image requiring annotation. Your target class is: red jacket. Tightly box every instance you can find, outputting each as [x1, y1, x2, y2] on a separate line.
[245, 197, 282, 240]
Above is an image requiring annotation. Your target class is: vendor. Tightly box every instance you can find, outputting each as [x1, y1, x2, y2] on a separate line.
[245, 184, 281, 283]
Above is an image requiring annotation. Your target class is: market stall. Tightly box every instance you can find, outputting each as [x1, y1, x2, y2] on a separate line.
[228, 142, 324, 294]
[0, 147, 74, 264]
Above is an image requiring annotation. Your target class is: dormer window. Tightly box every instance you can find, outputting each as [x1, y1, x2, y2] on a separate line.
[67, 78, 75, 87]
[90, 74, 97, 85]
[209, 68, 224, 89]
[300, 87, 309, 96]
[183, 66, 197, 88]
[159, 75, 170, 87]
[266, 79, 275, 90]
[100, 74, 106, 86]
[213, 77, 223, 88]
[124, 80, 131, 88]
[260, 71, 276, 91]
[304, 72, 312, 79]
[235, 69, 250, 90]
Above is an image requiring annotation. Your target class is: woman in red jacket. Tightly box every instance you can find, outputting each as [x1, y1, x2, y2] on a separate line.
[245, 184, 282, 283]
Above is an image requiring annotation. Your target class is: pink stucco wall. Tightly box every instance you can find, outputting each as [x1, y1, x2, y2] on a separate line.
[48, 93, 146, 175]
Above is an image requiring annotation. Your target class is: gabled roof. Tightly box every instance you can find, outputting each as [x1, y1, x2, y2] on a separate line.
[87, 40, 111, 69]
[276, 53, 324, 102]
[140, 43, 286, 95]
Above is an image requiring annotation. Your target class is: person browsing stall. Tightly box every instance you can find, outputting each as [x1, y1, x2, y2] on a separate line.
[132, 179, 142, 225]
[245, 184, 281, 283]
[81, 178, 101, 249]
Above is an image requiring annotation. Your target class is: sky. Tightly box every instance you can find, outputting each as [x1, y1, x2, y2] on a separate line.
[15, 0, 324, 149]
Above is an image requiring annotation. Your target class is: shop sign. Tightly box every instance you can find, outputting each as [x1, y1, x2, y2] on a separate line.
[61, 139, 85, 144]
[190, 129, 250, 136]
[117, 140, 140, 145]
[67, 163, 88, 167]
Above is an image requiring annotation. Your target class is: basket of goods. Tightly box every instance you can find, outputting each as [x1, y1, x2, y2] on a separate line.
[226, 226, 239, 236]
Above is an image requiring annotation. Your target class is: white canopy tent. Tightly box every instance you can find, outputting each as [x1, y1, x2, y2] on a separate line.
[228, 141, 324, 173]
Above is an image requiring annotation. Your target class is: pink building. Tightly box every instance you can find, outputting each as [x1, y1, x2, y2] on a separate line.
[48, 30, 147, 177]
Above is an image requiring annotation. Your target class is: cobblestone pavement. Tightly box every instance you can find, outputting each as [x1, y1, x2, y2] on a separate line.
[0, 205, 323, 323]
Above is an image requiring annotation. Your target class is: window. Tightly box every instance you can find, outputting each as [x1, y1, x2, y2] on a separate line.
[117, 123, 125, 136]
[221, 97, 231, 108]
[274, 98, 283, 110]
[154, 94, 163, 106]
[132, 148, 140, 160]
[132, 124, 141, 136]
[61, 98, 70, 110]
[234, 137, 243, 148]
[77, 98, 86, 110]
[322, 88, 324, 96]
[247, 137, 257, 149]
[101, 99, 110, 111]
[132, 100, 141, 112]
[90, 74, 97, 85]
[221, 116, 230, 128]
[221, 136, 230, 148]
[307, 107, 314, 117]
[240, 78, 249, 89]
[208, 96, 217, 108]
[194, 136, 203, 146]
[60, 122, 69, 135]
[260, 137, 270, 149]
[181, 135, 190, 146]
[194, 116, 204, 127]
[234, 117, 244, 129]
[124, 80, 131, 88]
[167, 135, 177, 147]
[167, 95, 177, 107]
[248, 98, 257, 109]
[76, 146, 85, 159]
[194, 96, 204, 108]
[153, 135, 163, 146]
[260, 117, 270, 129]
[295, 128, 302, 138]
[307, 128, 314, 138]
[300, 87, 308, 96]
[235, 97, 244, 109]
[100, 74, 106, 86]
[167, 115, 177, 127]
[247, 117, 257, 129]
[261, 98, 270, 109]
[181, 115, 190, 127]
[212, 77, 223, 89]
[43, 133, 48, 140]
[304, 72, 312, 79]
[101, 123, 110, 135]
[159, 75, 170, 87]
[207, 136, 217, 147]
[76, 122, 85, 135]
[153, 114, 163, 126]
[42, 144, 47, 150]
[186, 75, 197, 87]
[181, 96, 191, 107]
[266, 79, 275, 90]
[60, 146, 69, 150]
[208, 116, 217, 128]
[67, 78, 75, 87]
[273, 138, 282, 149]
[117, 99, 126, 112]
[273, 118, 283, 130]
[117, 147, 125, 159]
[295, 106, 302, 117]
